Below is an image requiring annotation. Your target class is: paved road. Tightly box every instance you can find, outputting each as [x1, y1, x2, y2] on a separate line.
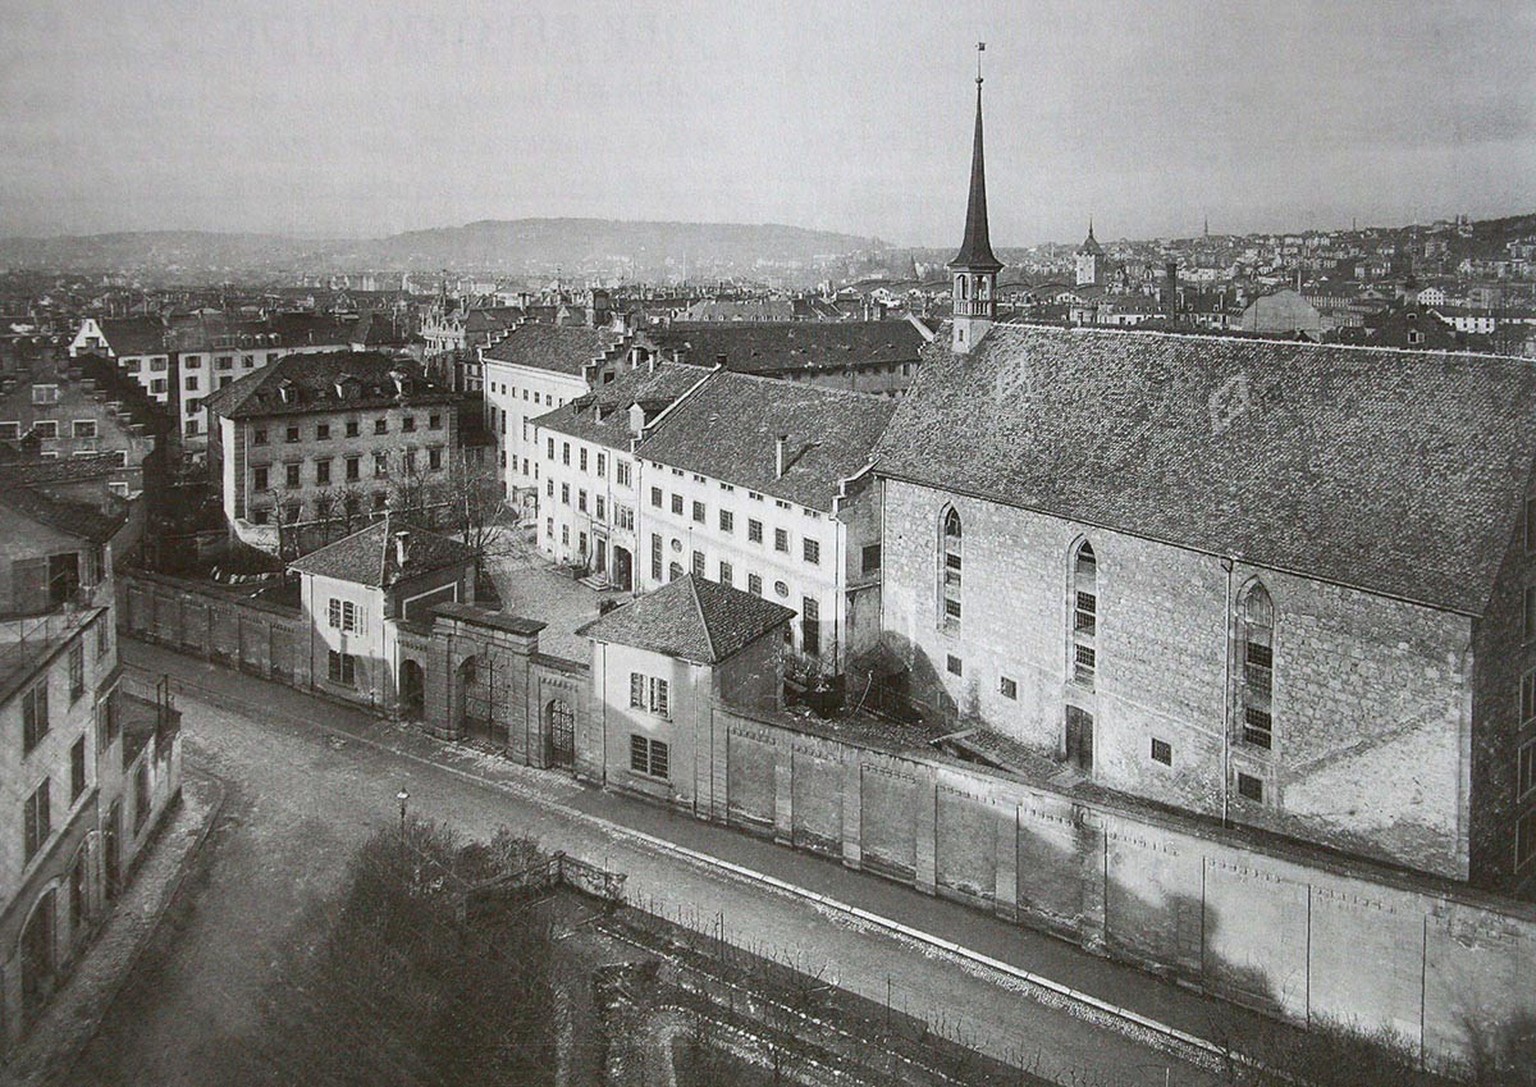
[72, 640, 1247, 1086]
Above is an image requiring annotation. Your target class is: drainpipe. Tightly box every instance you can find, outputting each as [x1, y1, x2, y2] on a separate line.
[1220, 554, 1235, 827]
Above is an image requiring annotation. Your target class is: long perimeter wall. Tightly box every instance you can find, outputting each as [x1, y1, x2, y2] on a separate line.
[687, 702, 1536, 1070]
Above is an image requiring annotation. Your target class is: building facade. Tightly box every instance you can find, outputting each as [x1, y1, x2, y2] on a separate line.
[0, 484, 178, 1047]
[626, 371, 892, 679]
[480, 320, 632, 513]
[533, 361, 710, 590]
[874, 323, 1536, 893]
[205, 352, 460, 551]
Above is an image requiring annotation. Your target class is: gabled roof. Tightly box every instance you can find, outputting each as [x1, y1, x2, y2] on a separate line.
[203, 351, 455, 419]
[875, 325, 1536, 615]
[0, 472, 126, 544]
[576, 574, 795, 665]
[635, 370, 895, 511]
[647, 320, 925, 374]
[481, 322, 621, 376]
[534, 361, 710, 447]
[288, 516, 476, 589]
[97, 317, 167, 357]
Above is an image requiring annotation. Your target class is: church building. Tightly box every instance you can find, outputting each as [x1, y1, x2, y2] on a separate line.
[874, 64, 1536, 898]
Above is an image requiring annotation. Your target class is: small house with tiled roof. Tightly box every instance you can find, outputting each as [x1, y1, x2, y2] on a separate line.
[577, 575, 794, 806]
[288, 516, 477, 708]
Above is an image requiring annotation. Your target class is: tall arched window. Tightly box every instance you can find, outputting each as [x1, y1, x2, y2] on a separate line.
[1070, 541, 1097, 687]
[1238, 583, 1274, 749]
[941, 508, 963, 627]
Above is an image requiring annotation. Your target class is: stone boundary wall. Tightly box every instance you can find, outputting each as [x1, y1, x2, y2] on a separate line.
[120, 571, 311, 687]
[700, 702, 1536, 1070]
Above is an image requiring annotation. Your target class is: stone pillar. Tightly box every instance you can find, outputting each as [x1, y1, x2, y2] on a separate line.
[841, 749, 863, 869]
[993, 800, 1019, 921]
[915, 766, 938, 895]
[773, 737, 794, 845]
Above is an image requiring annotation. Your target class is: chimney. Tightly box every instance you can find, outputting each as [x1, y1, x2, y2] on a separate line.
[715, 353, 727, 370]
[1163, 260, 1178, 316]
[394, 530, 410, 566]
[775, 433, 788, 478]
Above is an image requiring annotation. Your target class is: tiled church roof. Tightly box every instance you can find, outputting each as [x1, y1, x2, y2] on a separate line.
[876, 325, 1536, 615]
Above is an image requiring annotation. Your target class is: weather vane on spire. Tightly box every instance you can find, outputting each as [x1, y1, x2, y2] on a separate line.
[976, 41, 986, 84]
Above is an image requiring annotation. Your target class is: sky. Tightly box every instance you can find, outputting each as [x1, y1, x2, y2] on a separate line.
[1, 0, 1533, 246]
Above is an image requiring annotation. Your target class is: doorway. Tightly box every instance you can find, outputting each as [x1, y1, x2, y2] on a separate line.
[1065, 706, 1094, 773]
[546, 698, 575, 769]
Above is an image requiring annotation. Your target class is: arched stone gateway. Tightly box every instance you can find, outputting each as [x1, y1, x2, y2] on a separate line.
[545, 698, 575, 769]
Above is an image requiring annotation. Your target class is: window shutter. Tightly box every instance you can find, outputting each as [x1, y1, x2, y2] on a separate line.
[629, 673, 644, 708]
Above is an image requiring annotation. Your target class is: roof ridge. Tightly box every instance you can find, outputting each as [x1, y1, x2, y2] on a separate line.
[688, 576, 718, 662]
[979, 322, 1535, 365]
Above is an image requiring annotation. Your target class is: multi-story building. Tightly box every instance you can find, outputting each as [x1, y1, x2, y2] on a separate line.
[419, 300, 523, 359]
[0, 352, 167, 502]
[165, 313, 355, 454]
[534, 361, 711, 590]
[626, 371, 893, 679]
[481, 319, 631, 512]
[67, 317, 170, 401]
[0, 477, 179, 1047]
[204, 352, 460, 551]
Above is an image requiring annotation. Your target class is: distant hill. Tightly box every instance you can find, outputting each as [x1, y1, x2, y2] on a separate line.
[0, 219, 889, 280]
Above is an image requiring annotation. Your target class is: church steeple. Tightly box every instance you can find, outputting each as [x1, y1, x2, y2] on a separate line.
[949, 44, 1001, 354]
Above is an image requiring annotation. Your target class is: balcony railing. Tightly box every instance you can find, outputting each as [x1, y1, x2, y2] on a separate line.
[0, 582, 113, 698]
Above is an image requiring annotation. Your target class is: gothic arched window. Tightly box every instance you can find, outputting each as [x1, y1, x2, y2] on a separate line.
[1238, 583, 1274, 749]
[941, 508, 963, 627]
[1070, 541, 1097, 687]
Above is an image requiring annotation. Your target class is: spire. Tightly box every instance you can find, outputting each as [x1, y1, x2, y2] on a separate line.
[949, 46, 1002, 274]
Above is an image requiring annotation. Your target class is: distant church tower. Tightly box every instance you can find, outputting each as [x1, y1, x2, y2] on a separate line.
[949, 45, 1003, 355]
[1075, 219, 1104, 287]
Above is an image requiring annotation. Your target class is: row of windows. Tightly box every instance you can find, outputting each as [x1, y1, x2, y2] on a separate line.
[646, 489, 824, 564]
[940, 507, 1277, 752]
[248, 490, 391, 524]
[492, 381, 565, 409]
[545, 438, 632, 486]
[252, 413, 443, 445]
[544, 481, 634, 528]
[250, 447, 445, 490]
[0, 420, 100, 440]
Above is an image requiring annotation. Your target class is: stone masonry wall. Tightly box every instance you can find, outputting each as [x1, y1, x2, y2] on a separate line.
[880, 479, 1473, 881]
[697, 700, 1536, 1071]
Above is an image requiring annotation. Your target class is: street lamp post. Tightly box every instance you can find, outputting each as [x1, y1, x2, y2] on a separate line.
[397, 789, 410, 840]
